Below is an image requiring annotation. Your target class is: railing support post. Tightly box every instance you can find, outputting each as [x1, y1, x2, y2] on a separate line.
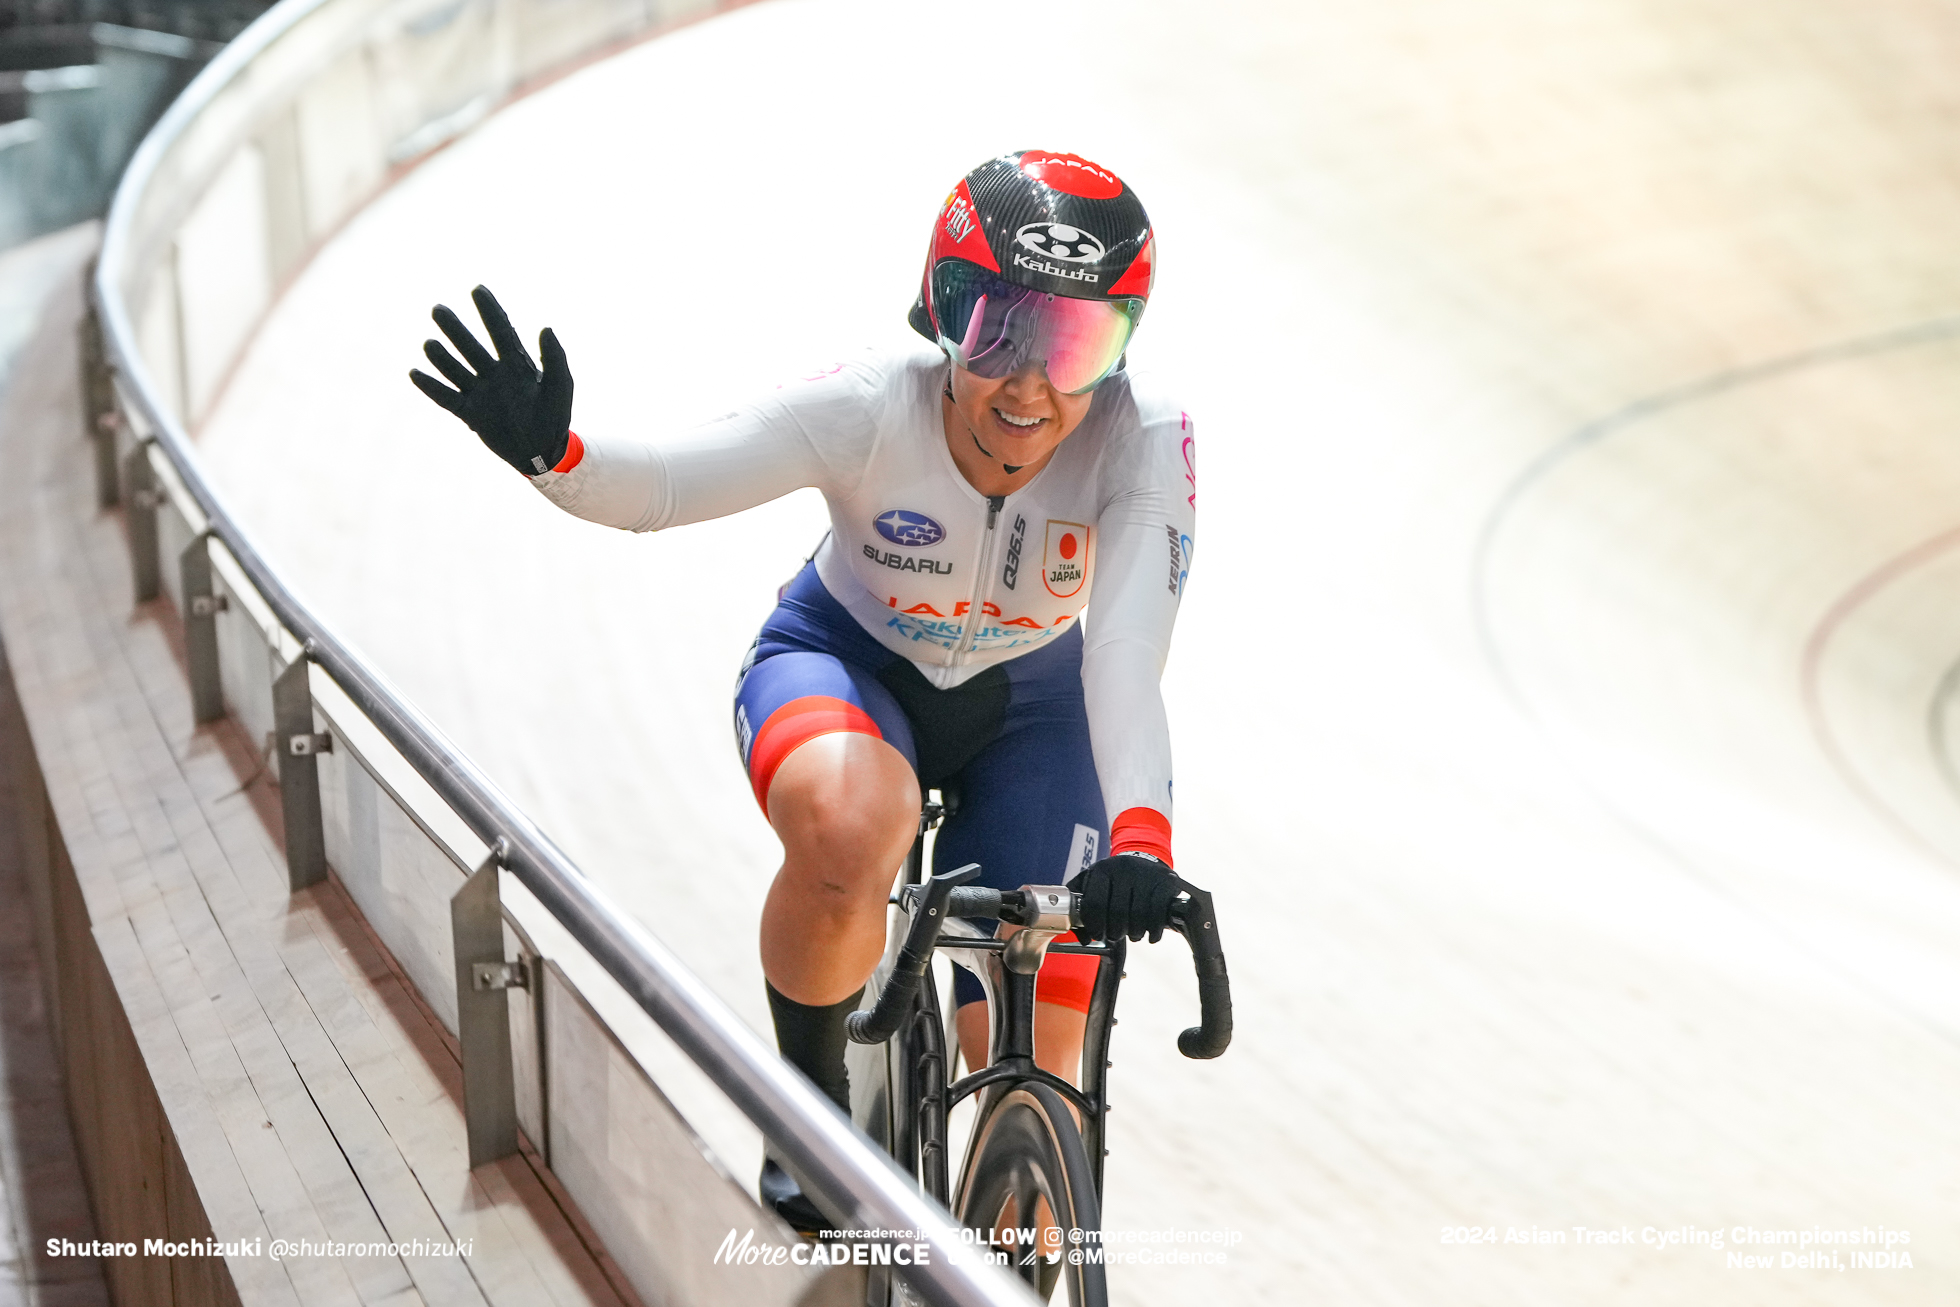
[273, 652, 329, 890]
[452, 842, 521, 1168]
[181, 533, 227, 724]
[122, 442, 160, 603]
[76, 284, 120, 508]
[93, 409, 124, 510]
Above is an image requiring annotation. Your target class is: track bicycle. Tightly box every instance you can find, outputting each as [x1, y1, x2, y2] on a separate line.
[843, 797, 1233, 1306]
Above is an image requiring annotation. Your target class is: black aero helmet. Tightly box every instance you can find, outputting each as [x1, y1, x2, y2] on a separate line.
[909, 150, 1155, 394]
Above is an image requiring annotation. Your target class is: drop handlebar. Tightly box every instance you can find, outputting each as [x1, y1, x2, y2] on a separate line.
[849, 864, 1233, 1059]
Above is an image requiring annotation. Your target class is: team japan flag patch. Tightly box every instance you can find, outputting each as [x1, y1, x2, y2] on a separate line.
[1043, 520, 1089, 598]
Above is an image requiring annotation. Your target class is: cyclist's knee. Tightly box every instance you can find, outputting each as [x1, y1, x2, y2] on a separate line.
[767, 733, 918, 877]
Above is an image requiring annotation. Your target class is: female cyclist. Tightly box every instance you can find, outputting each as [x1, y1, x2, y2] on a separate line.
[410, 149, 1198, 1231]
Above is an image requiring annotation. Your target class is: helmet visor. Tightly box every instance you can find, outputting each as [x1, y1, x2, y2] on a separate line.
[932, 263, 1143, 395]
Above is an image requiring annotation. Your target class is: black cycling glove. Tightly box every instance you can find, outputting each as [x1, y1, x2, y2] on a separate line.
[1075, 853, 1182, 944]
[409, 285, 572, 476]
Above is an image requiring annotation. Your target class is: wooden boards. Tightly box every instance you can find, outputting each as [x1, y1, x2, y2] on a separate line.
[0, 232, 644, 1307]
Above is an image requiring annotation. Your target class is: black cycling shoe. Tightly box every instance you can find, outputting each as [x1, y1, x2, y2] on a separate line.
[759, 1158, 832, 1237]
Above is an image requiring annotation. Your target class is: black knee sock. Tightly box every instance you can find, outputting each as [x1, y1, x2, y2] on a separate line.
[765, 982, 863, 1116]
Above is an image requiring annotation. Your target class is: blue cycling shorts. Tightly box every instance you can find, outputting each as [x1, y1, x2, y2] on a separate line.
[734, 563, 1107, 1010]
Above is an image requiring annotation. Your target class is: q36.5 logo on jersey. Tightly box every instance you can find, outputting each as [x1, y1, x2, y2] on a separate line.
[874, 509, 946, 548]
[1015, 222, 1106, 264]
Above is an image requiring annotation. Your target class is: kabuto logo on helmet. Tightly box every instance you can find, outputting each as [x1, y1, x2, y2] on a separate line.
[1012, 253, 1100, 285]
[1016, 222, 1105, 264]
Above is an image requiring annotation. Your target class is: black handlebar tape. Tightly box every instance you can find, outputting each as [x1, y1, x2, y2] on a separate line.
[943, 886, 1009, 921]
[1170, 886, 1233, 1059]
[847, 863, 983, 1045]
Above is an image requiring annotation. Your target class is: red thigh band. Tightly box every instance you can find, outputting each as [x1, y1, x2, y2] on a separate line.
[748, 694, 883, 815]
[1035, 933, 1097, 1014]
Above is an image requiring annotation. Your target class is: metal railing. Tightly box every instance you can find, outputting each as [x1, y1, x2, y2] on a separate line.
[83, 0, 1034, 1301]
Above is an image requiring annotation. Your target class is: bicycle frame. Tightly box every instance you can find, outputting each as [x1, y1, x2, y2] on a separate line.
[876, 796, 1125, 1200]
[848, 799, 1229, 1306]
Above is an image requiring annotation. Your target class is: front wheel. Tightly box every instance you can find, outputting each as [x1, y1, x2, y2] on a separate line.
[955, 1084, 1107, 1306]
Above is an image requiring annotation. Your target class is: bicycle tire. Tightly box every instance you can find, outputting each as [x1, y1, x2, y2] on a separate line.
[956, 1083, 1107, 1306]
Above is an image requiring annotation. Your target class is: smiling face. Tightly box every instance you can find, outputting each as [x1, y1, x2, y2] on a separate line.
[941, 361, 1097, 496]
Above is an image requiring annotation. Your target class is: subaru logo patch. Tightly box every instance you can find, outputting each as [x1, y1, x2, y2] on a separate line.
[874, 510, 945, 548]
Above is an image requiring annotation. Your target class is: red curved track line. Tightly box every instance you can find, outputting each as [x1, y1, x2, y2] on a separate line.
[1798, 522, 1960, 867]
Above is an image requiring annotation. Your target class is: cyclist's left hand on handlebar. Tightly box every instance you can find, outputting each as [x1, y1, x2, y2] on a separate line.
[1075, 853, 1181, 943]
[409, 285, 573, 476]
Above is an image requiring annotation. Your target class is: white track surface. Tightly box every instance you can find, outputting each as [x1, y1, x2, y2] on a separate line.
[198, 1, 1960, 1301]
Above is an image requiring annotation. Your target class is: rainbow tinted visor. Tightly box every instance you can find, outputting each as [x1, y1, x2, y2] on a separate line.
[932, 263, 1144, 395]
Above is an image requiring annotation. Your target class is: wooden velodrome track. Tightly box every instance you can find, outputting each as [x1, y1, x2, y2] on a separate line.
[193, 0, 1960, 1301]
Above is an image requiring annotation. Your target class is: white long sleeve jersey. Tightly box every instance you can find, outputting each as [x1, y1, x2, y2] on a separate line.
[528, 343, 1196, 827]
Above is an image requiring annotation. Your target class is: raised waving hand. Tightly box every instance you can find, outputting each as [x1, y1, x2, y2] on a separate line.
[409, 285, 573, 475]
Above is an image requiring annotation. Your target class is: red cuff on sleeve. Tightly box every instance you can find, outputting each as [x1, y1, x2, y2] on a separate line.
[550, 431, 584, 474]
[1110, 806, 1173, 868]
